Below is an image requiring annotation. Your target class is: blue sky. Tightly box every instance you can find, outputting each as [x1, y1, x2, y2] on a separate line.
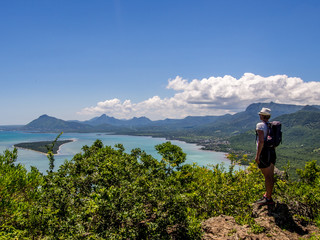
[1, 0, 320, 125]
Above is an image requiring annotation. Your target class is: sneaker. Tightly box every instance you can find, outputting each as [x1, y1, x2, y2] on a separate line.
[255, 196, 274, 205]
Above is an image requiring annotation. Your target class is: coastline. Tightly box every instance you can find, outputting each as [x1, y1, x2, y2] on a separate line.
[95, 132, 231, 161]
[118, 133, 231, 159]
[14, 146, 49, 156]
[14, 139, 75, 155]
[1, 131, 238, 173]
[3, 129, 230, 159]
[56, 138, 77, 155]
[99, 132, 232, 166]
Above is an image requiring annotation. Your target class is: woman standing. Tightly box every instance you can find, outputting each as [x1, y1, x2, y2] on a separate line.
[255, 107, 276, 205]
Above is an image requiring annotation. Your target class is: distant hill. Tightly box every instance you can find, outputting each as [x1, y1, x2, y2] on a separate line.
[17, 102, 320, 136]
[22, 114, 97, 132]
[301, 105, 320, 112]
[278, 105, 320, 129]
[130, 116, 222, 136]
[84, 114, 126, 126]
[180, 102, 306, 137]
[244, 102, 304, 117]
[153, 116, 221, 126]
[84, 114, 153, 127]
[21, 114, 131, 133]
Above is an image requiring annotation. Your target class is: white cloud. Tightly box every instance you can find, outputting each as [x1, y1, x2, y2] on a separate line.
[78, 73, 320, 120]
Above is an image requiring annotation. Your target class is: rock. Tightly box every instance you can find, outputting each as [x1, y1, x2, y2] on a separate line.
[202, 202, 319, 240]
[202, 215, 253, 240]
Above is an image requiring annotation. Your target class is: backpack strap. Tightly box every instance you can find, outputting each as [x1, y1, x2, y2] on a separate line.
[263, 121, 271, 141]
[266, 122, 271, 139]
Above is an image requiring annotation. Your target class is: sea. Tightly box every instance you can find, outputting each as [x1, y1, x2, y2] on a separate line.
[0, 131, 238, 173]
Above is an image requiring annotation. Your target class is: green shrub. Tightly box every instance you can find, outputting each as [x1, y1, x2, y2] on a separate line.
[0, 141, 319, 239]
[0, 149, 43, 239]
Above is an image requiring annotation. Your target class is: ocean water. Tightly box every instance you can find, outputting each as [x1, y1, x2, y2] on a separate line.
[0, 131, 235, 173]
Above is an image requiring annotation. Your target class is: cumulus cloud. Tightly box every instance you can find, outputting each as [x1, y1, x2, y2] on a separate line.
[78, 73, 320, 120]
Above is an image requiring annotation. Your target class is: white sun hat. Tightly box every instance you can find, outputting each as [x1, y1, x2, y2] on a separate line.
[258, 107, 271, 116]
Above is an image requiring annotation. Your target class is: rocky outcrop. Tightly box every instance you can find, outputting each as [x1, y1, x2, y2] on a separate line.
[202, 202, 319, 239]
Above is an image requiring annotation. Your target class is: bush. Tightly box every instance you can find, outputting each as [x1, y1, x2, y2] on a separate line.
[0, 141, 319, 239]
[0, 149, 43, 239]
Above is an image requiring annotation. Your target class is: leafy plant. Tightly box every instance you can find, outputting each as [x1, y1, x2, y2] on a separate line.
[0, 140, 319, 239]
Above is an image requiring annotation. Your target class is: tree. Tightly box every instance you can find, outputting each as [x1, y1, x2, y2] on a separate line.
[155, 141, 187, 170]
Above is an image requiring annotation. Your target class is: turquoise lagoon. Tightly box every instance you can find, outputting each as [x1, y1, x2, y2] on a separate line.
[0, 131, 236, 173]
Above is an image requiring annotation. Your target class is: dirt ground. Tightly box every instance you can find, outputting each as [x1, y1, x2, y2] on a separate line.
[202, 202, 320, 240]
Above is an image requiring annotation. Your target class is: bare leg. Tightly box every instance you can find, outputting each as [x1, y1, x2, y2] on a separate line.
[260, 163, 274, 199]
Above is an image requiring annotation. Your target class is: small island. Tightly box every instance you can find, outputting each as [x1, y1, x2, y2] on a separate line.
[14, 140, 74, 154]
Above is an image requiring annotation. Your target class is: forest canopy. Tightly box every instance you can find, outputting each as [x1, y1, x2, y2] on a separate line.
[0, 140, 320, 239]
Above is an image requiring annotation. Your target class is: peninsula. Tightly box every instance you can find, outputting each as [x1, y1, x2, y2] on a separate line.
[14, 140, 74, 154]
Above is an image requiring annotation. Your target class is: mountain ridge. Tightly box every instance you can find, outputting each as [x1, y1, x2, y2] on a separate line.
[15, 102, 320, 134]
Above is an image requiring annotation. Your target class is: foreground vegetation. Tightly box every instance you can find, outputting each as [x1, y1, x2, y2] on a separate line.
[1, 140, 320, 239]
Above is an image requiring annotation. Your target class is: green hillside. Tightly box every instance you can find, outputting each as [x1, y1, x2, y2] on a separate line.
[192, 102, 304, 137]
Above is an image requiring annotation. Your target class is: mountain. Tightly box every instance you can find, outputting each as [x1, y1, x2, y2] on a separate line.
[84, 114, 123, 126]
[244, 102, 304, 117]
[19, 102, 320, 136]
[276, 105, 320, 130]
[22, 114, 131, 133]
[83, 114, 222, 133]
[152, 115, 222, 127]
[128, 116, 153, 126]
[84, 114, 152, 126]
[300, 105, 320, 112]
[191, 102, 307, 137]
[22, 114, 96, 132]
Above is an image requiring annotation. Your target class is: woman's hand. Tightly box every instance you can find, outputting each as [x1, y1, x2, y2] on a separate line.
[255, 156, 260, 165]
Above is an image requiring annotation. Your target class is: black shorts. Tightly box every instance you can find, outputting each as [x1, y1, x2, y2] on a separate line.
[258, 147, 276, 169]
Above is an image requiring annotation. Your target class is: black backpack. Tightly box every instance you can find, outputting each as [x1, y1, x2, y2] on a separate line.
[264, 121, 282, 147]
[256, 121, 282, 147]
